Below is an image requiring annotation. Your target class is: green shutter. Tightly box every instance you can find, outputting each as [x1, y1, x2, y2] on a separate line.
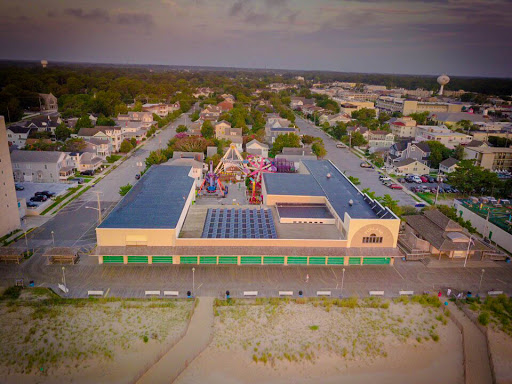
[127, 256, 148, 263]
[264, 256, 285, 265]
[180, 256, 198, 264]
[349, 257, 361, 265]
[363, 257, 391, 265]
[152, 256, 173, 263]
[103, 256, 124, 263]
[219, 256, 238, 264]
[327, 257, 344, 265]
[241, 256, 262, 265]
[287, 256, 308, 265]
[309, 257, 326, 265]
[200, 256, 217, 264]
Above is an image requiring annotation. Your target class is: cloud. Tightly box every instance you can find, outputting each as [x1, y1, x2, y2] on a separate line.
[115, 12, 154, 28]
[64, 8, 110, 22]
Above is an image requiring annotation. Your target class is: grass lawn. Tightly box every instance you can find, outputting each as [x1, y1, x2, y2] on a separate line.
[41, 186, 83, 215]
[106, 154, 122, 163]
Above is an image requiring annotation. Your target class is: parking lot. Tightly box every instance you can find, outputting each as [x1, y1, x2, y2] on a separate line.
[15, 181, 78, 206]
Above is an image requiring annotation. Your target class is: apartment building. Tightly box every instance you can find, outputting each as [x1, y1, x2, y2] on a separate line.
[76, 126, 123, 152]
[416, 125, 472, 149]
[390, 117, 417, 138]
[0, 117, 21, 237]
[10, 150, 74, 183]
[366, 130, 395, 149]
[376, 96, 462, 115]
[464, 147, 512, 171]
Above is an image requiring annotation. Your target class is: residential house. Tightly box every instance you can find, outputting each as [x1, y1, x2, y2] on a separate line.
[193, 87, 214, 98]
[76, 126, 123, 152]
[429, 112, 487, 126]
[289, 97, 315, 110]
[115, 120, 148, 143]
[10, 150, 74, 182]
[318, 113, 352, 126]
[27, 114, 61, 134]
[387, 141, 430, 167]
[200, 105, 222, 121]
[439, 158, 459, 174]
[302, 105, 324, 116]
[220, 94, 235, 103]
[6, 126, 32, 148]
[415, 125, 472, 149]
[401, 209, 491, 259]
[83, 137, 112, 159]
[217, 100, 234, 112]
[214, 121, 232, 137]
[390, 158, 430, 175]
[464, 147, 512, 171]
[142, 102, 180, 117]
[39, 93, 58, 112]
[275, 146, 317, 171]
[215, 122, 243, 151]
[265, 116, 296, 144]
[390, 116, 417, 138]
[70, 152, 103, 173]
[188, 121, 202, 136]
[366, 130, 395, 150]
[246, 139, 269, 157]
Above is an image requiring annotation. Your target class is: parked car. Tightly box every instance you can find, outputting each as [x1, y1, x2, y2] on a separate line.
[427, 176, 436, 183]
[415, 203, 426, 208]
[30, 195, 47, 202]
[360, 162, 372, 168]
[405, 176, 415, 183]
[81, 170, 95, 176]
[397, 178, 405, 183]
[388, 184, 403, 189]
[135, 174, 141, 180]
[71, 178, 84, 184]
[419, 176, 428, 183]
[336, 143, 345, 148]
[37, 190, 56, 197]
[15, 183, 24, 191]
[26, 201, 38, 208]
[412, 176, 422, 184]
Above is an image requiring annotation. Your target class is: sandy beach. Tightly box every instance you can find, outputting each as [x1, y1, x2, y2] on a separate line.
[176, 297, 463, 384]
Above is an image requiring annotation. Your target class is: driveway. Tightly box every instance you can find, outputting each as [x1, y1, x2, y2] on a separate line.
[294, 117, 418, 206]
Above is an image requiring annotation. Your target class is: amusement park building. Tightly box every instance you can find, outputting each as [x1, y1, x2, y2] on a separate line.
[95, 160, 402, 265]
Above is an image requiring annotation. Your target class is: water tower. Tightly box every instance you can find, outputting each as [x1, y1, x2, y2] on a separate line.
[437, 74, 450, 96]
[41, 60, 48, 69]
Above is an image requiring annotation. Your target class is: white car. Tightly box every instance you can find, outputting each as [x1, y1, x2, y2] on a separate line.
[412, 176, 422, 184]
[380, 177, 391, 183]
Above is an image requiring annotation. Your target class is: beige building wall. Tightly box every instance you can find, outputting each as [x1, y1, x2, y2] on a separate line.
[345, 215, 400, 248]
[96, 228, 176, 246]
[0, 116, 21, 237]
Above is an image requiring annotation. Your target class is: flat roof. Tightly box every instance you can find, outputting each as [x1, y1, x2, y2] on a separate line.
[276, 205, 333, 219]
[98, 165, 194, 229]
[263, 173, 324, 196]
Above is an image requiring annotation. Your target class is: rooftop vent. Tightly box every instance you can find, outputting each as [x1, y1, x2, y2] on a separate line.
[326, 173, 331, 179]
[349, 199, 353, 206]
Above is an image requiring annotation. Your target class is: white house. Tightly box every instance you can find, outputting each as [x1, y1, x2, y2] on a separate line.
[10, 150, 74, 183]
[439, 158, 459, 174]
[6, 126, 32, 148]
[246, 139, 269, 157]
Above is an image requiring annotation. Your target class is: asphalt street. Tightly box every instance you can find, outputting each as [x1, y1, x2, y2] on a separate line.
[11, 113, 189, 250]
[294, 116, 419, 206]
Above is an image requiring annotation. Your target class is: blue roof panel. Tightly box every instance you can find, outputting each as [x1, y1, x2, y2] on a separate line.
[263, 173, 324, 196]
[99, 165, 194, 229]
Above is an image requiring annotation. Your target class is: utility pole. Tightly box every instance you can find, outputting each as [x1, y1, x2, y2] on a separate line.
[94, 191, 102, 223]
[478, 269, 485, 294]
[341, 268, 346, 297]
[464, 235, 473, 268]
[434, 174, 442, 205]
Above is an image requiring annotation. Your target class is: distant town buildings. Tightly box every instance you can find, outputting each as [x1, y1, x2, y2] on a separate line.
[375, 96, 462, 115]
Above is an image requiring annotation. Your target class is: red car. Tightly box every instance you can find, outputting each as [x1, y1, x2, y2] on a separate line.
[388, 184, 403, 189]
[420, 176, 428, 183]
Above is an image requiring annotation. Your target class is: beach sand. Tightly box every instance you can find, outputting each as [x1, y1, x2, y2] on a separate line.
[176, 298, 463, 384]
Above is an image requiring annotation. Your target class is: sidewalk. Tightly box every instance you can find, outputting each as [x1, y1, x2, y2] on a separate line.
[137, 297, 214, 384]
[447, 301, 493, 384]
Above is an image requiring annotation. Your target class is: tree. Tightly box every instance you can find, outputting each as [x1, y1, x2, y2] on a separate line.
[190, 111, 200, 121]
[62, 138, 86, 152]
[176, 125, 188, 133]
[378, 112, 391, 124]
[331, 122, 347, 140]
[96, 115, 116, 126]
[312, 141, 327, 158]
[75, 115, 93, 131]
[453, 145, 465, 160]
[271, 133, 301, 153]
[301, 135, 316, 145]
[120, 140, 134, 153]
[119, 184, 132, 196]
[409, 111, 429, 125]
[145, 148, 173, 167]
[55, 122, 71, 141]
[201, 120, 214, 138]
[114, 103, 128, 116]
[132, 101, 143, 112]
[425, 141, 451, 169]
[342, 131, 367, 147]
[130, 137, 137, 147]
[348, 176, 360, 185]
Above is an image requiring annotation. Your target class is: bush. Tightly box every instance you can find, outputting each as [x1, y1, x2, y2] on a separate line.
[119, 140, 133, 153]
[143, 335, 149, 343]
[176, 125, 188, 133]
[478, 312, 490, 326]
[309, 325, 319, 331]
[119, 184, 132, 196]
[2, 286, 22, 300]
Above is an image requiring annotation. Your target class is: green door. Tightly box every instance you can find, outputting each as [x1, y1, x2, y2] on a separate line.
[264, 256, 285, 265]
[363, 257, 391, 265]
[152, 256, 173, 263]
[103, 256, 124, 263]
[200, 256, 217, 265]
[349, 257, 361, 265]
[219, 256, 238, 265]
[180, 256, 198, 264]
[287, 256, 308, 265]
[309, 257, 326, 265]
[241, 256, 262, 265]
[327, 257, 344, 265]
[127, 256, 148, 263]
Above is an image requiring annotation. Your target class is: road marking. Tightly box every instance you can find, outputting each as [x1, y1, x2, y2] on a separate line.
[196, 283, 203, 290]
[496, 279, 508, 285]
[330, 267, 337, 280]
[104, 288, 110, 297]
[393, 267, 405, 280]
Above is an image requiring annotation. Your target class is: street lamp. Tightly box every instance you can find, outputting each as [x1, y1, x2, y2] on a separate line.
[192, 267, 195, 297]
[50, 231, 55, 247]
[479, 269, 485, 293]
[62, 266, 67, 295]
[341, 268, 346, 297]
[22, 218, 30, 256]
[464, 235, 473, 268]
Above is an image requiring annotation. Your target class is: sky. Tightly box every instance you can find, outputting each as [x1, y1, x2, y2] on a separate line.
[1, 0, 511, 77]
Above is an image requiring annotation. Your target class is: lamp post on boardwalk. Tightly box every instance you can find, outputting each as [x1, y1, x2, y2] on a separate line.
[192, 267, 195, 297]
[341, 268, 346, 297]
[479, 269, 485, 294]
[50, 231, 55, 247]
[62, 267, 67, 296]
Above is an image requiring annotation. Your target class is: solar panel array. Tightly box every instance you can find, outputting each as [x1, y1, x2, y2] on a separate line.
[201, 208, 277, 239]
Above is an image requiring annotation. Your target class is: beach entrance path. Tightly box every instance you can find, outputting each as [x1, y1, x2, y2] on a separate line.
[137, 297, 214, 384]
[447, 302, 493, 384]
